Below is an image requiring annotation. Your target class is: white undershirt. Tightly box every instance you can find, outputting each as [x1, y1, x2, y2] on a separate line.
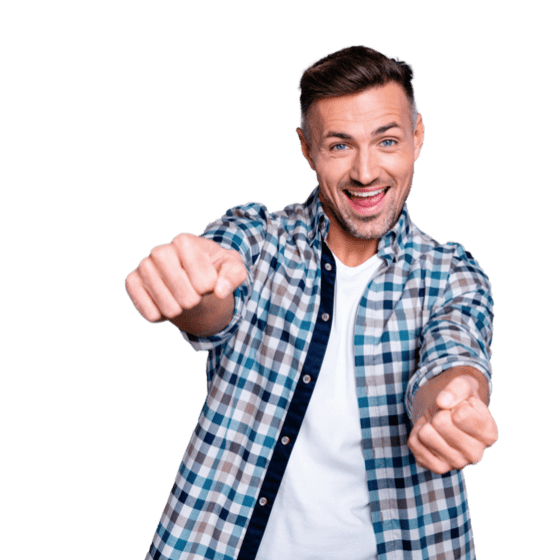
[256, 252, 382, 560]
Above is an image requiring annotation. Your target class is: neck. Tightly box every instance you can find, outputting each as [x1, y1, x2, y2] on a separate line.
[326, 229, 379, 267]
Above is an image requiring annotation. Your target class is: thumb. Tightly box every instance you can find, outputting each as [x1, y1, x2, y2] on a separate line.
[212, 249, 248, 300]
[214, 277, 233, 299]
[436, 374, 478, 410]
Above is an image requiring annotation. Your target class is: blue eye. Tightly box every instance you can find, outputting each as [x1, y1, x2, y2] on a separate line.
[381, 139, 396, 147]
[332, 143, 348, 151]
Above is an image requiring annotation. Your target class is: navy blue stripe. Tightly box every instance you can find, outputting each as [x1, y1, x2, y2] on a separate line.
[237, 242, 336, 560]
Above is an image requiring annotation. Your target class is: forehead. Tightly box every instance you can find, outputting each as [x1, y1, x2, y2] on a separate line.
[308, 82, 412, 138]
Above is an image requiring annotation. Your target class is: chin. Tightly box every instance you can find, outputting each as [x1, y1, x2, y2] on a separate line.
[343, 206, 398, 240]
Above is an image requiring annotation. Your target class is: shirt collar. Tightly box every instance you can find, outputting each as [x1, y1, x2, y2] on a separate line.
[305, 187, 412, 263]
[376, 203, 412, 264]
[305, 187, 329, 242]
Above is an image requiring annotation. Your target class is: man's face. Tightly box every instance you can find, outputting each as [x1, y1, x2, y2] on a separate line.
[298, 82, 424, 252]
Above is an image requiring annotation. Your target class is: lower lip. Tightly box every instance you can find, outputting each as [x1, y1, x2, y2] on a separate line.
[346, 189, 388, 214]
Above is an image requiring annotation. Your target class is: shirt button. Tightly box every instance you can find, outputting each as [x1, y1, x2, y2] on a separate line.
[258, 497, 268, 506]
[321, 313, 330, 322]
[281, 436, 290, 445]
[302, 374, 311, 384]
[324, 263, 332, 271]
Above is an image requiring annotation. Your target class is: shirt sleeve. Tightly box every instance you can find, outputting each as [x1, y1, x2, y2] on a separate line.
[181, 202, 269, 351]
[405, 243, 494, 419]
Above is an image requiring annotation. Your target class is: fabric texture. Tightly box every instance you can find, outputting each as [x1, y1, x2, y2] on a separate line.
[254, 252, 382, 559]
[146, 188, 493, 560]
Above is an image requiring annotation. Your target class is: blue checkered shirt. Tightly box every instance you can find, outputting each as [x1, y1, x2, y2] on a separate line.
[147, 188, 493, 560]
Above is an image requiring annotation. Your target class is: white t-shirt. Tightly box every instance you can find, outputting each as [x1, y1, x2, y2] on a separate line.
[256, 252, 382, 560]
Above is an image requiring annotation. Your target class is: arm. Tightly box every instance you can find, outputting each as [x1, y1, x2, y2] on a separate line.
[406, 245, 497, 474]
[125, 233, 247, 337]
[408, 365, 498, 474]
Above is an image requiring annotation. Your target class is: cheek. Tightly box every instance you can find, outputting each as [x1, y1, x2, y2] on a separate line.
[316, 160, 348, 188]
[390, 158, 415, 185]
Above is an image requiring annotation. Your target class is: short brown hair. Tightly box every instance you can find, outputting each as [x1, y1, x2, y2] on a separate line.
[300, 46, 417, 140]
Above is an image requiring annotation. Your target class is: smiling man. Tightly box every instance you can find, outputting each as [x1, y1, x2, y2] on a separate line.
[126, 46, 497, 560]
[297, 81, 422, 265]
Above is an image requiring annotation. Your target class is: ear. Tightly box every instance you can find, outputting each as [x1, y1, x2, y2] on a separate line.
[413, 113, 425, 161]
[296, 128, 316, 171]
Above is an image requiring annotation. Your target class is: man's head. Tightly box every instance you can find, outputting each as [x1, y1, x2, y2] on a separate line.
[297, 46, 424, 261]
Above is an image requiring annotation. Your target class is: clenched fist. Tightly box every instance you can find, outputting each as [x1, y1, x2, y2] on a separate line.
[125, 234, 247, 336]
[408, 368, 498, 475]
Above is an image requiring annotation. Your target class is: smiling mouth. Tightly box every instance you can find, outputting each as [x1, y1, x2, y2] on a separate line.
[345, 187, 388, 199]
[344, 187, 389, 212]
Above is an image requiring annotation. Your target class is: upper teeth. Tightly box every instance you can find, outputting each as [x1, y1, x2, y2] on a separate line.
[350, 188, 386, 198]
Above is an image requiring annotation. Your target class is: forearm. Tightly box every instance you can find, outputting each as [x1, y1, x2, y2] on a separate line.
[412, 365, 490, 423]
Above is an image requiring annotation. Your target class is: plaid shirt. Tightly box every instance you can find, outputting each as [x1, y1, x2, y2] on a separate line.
[147, 188, 493, 560]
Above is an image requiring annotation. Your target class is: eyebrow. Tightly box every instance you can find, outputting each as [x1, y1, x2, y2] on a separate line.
[324, 121, 401, 140]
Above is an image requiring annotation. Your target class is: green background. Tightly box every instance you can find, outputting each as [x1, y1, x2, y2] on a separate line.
[4, 0, 558, 560]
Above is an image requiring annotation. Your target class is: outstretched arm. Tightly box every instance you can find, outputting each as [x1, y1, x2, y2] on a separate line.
[408, 365, 498, 474]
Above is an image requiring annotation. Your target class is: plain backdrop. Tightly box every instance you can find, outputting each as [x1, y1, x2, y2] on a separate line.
[1, 1, 558, 558]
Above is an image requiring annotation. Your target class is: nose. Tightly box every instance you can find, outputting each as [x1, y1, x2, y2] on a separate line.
[350, 148, 380, 186]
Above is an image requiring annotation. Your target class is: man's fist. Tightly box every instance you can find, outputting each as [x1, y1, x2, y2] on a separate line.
[125, 234, 247, 334]
[408, 372, 498, 475]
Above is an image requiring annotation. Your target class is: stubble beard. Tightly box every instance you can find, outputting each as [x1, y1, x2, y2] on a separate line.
[325, 176, 413, 241]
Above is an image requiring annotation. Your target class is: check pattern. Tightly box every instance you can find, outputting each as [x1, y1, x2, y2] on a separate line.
[147, 188, 493, 560]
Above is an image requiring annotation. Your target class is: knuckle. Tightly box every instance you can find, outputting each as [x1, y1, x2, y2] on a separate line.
[472, 447, 484, 465]
[409, 444, 423, 462]
[407, 436, 418, 452]
[417, 423, 434, 445]
[227, 247, 243, 259]
[449, 455, 468, 470]
[172, 233, 195, 249]
[471, 452, 484, 465]
[168, 308, 183, 320]
[231, 266, 247, 286]
[161, 300, 183, 319]
[145, 309, 162, 323]
[452, 405, 470, 423]
[137, 256, 153, 277]
[191, 272, 217, 295]
[470, 443, 485, 461]
[463, 451, 477, 465]
[431, 463, 448, 475]
[181, 292, 203, 310]
[431, 411, 450, 430]
[415, 425, 426, 442]
[225, 248, 243, 265]
[175, 232, 195, 242]
[125, 271, 137, 292]
[150, 244, 172, 263]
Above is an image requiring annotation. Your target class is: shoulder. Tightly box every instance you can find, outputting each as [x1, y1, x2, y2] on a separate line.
[399, 220, 492, 300]
[204, 195, 318, 242]
[206, 201, 271, 235]
[409, 221, 487, 270]
[200, 196, 318, 265]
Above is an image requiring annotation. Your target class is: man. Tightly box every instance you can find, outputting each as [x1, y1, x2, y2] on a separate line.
[126, 46, 497, 560]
